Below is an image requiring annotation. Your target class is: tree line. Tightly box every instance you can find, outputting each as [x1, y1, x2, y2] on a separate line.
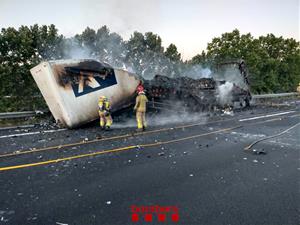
[0, 25, 299, 111]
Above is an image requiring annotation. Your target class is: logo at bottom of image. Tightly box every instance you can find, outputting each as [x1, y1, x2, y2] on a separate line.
[131, 205, 179, 223]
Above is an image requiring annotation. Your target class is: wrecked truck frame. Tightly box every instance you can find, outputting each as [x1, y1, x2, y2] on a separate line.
[144, 60, 252, 111]
[30, 59, 251, 128]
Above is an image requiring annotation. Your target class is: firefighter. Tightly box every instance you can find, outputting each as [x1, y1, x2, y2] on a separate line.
[134, 90, 148, 131]
[98, 96, 112, 130]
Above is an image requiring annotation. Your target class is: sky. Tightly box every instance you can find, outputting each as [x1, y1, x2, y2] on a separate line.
[0, 0, 299, 59]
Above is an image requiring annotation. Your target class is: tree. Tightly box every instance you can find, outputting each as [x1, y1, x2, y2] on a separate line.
[126, 31, 146, 53]
[204, 29, 300, 93]
[0, 24, 64, 111]
[144, 32, 164, 53]
[1, 25, 299, 111]
[79, 27, 96, 49]
[189, 51, 210, 66]
[164, 43, 181, 61]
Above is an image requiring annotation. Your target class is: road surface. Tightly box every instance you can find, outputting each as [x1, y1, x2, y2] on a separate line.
[0, 103, 299, 225]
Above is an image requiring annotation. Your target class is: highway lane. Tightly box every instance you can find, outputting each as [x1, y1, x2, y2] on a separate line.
[0, 104, 299, 225]
[0, 110, 298, 169]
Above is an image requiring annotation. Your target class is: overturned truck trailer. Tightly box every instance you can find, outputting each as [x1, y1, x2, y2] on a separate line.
[30, 59, 141, 128]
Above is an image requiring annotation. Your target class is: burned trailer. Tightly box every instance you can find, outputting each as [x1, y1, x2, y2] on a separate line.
[144, 75, 218, 111]
[144, 60, 252, 111]
[30, 59, 141, 128]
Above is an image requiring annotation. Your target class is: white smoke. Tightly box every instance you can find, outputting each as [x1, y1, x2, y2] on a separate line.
[61, 33, 212, 80]
[217, 81, 234, 106]
[212, 65, 247, 89]
[113, 99, 208, 128]
[182, 64, 212, 79]
[63, 38, 94, 59]
[113, 111, 207, 128]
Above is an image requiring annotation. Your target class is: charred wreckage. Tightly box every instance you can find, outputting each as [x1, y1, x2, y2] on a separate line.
[30, 59, 251, 128]
[145, 61, 251, 112]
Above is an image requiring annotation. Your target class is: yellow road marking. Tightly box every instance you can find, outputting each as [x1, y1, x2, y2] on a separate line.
[0, 110, 297, 159]
[0, 126, 241, 172]
[0, 118, 229, 158]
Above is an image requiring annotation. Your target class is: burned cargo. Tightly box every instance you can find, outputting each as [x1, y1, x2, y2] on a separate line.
[145, 76, 218, 111]
[145, 60, 251, 111]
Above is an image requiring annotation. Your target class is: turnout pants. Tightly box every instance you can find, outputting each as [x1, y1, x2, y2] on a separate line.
[136, 111, 146, 129]
[99, 111, 112, 128]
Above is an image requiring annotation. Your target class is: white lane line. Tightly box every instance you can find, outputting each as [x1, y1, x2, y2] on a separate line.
[0, 129, 67, 139]
[239, 111, 295, 122]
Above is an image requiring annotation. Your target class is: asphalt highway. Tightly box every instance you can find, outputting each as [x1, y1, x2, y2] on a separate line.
[0, 103, 299, 225]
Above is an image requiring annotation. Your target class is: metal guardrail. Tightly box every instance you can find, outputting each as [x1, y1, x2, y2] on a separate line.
[0, 110, 48, 119]
[0, 93, 298, 119]
[253, 92, 299, 99]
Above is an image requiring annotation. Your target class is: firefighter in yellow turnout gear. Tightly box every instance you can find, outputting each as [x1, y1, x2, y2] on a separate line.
[134, 91, 148, 131]
[98, 96, 112, 130]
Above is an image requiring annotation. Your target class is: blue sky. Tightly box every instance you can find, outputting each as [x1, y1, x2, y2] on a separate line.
[0, 0, 299, 59]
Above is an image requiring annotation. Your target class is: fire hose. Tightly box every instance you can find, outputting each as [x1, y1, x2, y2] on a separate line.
[244, 122, 300, 150]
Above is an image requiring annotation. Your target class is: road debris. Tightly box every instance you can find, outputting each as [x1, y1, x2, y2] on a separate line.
[252, 149, 267, 155]
[158, 152, 165, 156]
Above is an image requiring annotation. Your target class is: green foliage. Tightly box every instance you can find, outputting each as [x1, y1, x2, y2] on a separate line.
[0, 24, 64, 111]
[127, 31, 147, 52]
[126, 31, 164, 53]
[0, 25, 299, 111]
[144, 32, 164, 53]
[164, 44, 181, 61]
[190, 51, 211, 67]
[204, 29, 300, 94]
